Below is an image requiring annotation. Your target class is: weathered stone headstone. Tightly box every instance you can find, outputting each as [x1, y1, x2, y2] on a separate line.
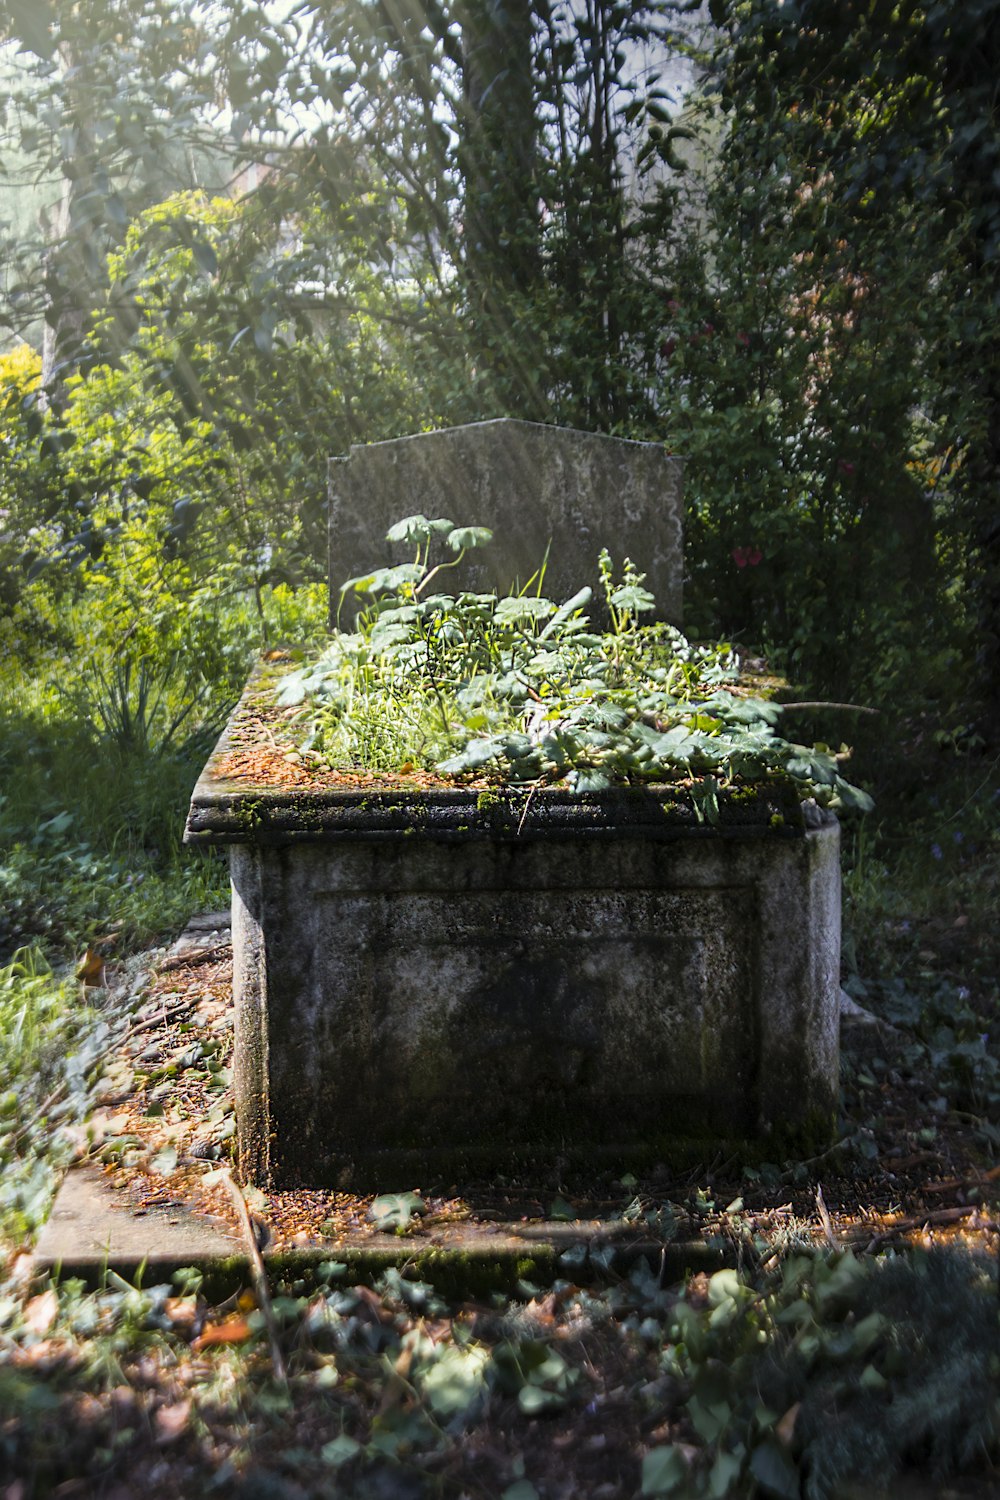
[329, 418, 684, 623]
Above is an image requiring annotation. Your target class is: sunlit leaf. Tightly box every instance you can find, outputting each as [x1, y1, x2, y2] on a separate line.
[420, 1343, 489, 1419]
[368, 1191, 426, 1231]
[446, 525, 493, 551]
[321, 1434, 361, 1466]
[386, 515, 453, 545]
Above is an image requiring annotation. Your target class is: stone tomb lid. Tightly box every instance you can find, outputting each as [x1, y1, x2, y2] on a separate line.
[328, 419, 684, 626]
[184, 662, 806, 846]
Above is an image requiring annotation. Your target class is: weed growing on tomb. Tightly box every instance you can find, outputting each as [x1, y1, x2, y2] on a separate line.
[280, 516, 873, 818]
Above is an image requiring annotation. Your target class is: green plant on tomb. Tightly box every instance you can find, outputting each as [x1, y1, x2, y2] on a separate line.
[279, 516, 874, 819]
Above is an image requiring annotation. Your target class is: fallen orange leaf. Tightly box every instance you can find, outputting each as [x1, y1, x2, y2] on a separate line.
[776, 1401, 801, 1447]
[23, 1290, 58, 1335]
[191, 1317, 254, 1351]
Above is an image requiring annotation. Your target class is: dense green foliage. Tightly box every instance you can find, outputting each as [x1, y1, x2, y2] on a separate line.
[1, 0, 996, 730]
[702, 0, 1000, 719]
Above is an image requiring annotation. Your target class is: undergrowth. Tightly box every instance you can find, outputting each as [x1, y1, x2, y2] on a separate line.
[0, 1246, 996, 1498]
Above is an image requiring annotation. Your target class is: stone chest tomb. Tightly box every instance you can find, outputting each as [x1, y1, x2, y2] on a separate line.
[186, 419, 840, 1189]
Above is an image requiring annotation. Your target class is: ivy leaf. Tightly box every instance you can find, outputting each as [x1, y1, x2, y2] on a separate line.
[151, 1144, 178, 1176]
[420, 1344, 489, 1420]
[437, 736, 508, 774]
[748, 1440, 800, 1500]
[708, 1451, 742, 1498]
[367, 1191, 426, 1232]
[320, 1434, 361, 1466]
[834, 779, 875, 813]
[191, 238, 219, 277]
[518, 1383, 567, 1415]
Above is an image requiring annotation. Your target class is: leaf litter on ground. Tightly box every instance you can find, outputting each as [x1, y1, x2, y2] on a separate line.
[2, 913, 1000, 1497]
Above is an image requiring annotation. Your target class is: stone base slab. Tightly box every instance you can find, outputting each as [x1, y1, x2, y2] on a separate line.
[32, 1167, 729, 1293]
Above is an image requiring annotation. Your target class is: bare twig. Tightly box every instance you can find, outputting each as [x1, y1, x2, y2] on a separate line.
[860, 1204, 981, 1250]
[220, 1169, 288, 1388]
[517, 784, 541, 837]
[157, 942, 232, 973]
[923, 1164, 1000, 1195]
[815, 1183, 837, 1250]
[122, 995, 201, 1041]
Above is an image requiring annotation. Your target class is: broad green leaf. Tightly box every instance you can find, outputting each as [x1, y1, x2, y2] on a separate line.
[573, 768, 613, 791]
[447, 525, 493, 551]
[641, 1446, 688, 1495]
[748, 1440, 799, 1500]
[421, 1344, 489, 1419]
[610, 582, 655, 613]
[494, 596, 556, 624]
[386, 514, 454, 545]
[538, 585, 592, 639]
[191, 238, 218, 277]
[340, 563, 422, 595]
[708, 1450, 742, 1498]
[835, 779, 875, 812]
[689, 1393, 732, 1443]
